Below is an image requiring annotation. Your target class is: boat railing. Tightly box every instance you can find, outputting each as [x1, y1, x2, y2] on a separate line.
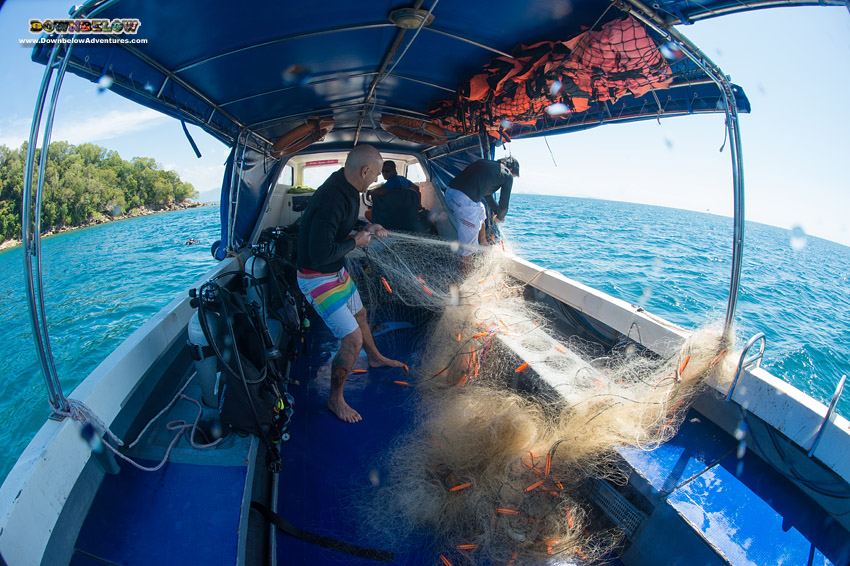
[23, 37, 74, 415]
[809, 374, 847, 458]
[623, 0, 746, 345]
[725, 332, 766, 402]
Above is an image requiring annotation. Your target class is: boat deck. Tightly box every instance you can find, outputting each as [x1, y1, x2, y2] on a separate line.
[71, 458, 252, 565]
[275, 311, 439, 565]
[65, 302, 850, 566]
[619, 412, 850, 565]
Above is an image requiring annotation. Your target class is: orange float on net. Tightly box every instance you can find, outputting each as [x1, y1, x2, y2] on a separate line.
[710, 349, 728, 367]
[678, 354, 691, 375]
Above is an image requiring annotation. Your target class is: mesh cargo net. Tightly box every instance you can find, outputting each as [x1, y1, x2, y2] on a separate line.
[344, 232, 735, 564]
[429, 16, 674, 138]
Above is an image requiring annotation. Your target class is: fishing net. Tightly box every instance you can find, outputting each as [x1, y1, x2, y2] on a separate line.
[347, 232, 735, 564]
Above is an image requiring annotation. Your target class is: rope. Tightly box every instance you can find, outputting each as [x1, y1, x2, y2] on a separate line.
[55, 399, 126, 447]
[128, 371, 197, 448]
[55, 371, 222, 473]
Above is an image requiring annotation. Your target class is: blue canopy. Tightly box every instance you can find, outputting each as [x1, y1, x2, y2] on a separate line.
[31, 0, 832, 153]
[28, 0, 838, 255]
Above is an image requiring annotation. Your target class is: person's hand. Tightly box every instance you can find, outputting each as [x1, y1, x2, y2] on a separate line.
[354, 230, 372, 247]
[493, 214, 502, 223]
[367, 223, 388, 238]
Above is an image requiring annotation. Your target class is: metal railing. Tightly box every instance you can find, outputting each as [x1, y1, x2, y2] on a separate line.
[622, 0, 746, 345]
[808, 374, 847, 458]
[21, 0, 124, 415]
[725, 332, 766, 403]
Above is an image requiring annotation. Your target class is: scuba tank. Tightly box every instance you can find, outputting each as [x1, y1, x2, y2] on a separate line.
[187, 310, 221, 408]
[246, 245, 287, 350]
[189, 274, 292, 472]
[244, 253, 270, 314]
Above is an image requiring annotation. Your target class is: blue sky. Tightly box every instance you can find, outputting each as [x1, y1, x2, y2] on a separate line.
[2, 1, 849, 246]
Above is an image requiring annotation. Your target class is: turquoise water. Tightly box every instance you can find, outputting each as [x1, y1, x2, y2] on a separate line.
[504, 195, 850, 415]
[0, 207, 219, 483]
[1, 197, 849, 484]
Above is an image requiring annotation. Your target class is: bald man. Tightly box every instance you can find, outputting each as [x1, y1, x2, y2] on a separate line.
[296, 144, 404, 423]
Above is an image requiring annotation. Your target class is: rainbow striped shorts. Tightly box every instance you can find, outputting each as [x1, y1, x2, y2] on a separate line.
[297, 267, 363, 338]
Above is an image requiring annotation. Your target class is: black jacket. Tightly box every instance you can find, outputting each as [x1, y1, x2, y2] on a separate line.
[296, 169, 359, 273]
[448, 159, 514, 221]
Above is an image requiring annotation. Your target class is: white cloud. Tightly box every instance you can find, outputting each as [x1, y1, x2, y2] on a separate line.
[177, 162, 226, 195]
[0, 115, 33, 149]
[52, 108, 168, 145]
[0, 108, 169, 148]
[163, 146, 230, 199]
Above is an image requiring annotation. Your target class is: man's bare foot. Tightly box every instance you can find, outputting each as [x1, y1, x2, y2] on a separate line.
[368, 355, 404, 369]
[328, 396, 362, 423]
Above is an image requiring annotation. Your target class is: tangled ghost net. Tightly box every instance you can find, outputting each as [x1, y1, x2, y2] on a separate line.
[347, 232, 735, 564]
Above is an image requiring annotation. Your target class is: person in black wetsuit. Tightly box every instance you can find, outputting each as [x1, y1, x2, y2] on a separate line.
[444, 157, 519, 269]
[296, 144, 404, 423]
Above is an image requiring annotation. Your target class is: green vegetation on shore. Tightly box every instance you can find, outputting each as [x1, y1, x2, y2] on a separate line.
[0, 141, 197, 243]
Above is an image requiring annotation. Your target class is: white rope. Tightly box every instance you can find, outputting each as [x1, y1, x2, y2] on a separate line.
[128, 372, 197, 448]
[56, 399, 125, 447]
[55, 371, 223, 473]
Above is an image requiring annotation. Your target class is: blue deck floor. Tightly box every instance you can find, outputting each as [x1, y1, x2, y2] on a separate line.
[70, 306, 850, 566]
[620, 412, 850, 566]
[72, 459, 247, 566]
[275, 312, 440, 565]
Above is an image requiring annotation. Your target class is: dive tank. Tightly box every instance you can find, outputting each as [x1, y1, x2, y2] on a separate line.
[244, 254, 270, 313]
[187, 310, 221, 408]
[245, 253, 284, 346]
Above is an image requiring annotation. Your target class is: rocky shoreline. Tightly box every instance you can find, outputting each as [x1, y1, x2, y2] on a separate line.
[0, 201, 216, 251]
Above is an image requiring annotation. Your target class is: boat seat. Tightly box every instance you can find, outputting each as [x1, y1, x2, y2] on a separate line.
[618, 410, 850, 566]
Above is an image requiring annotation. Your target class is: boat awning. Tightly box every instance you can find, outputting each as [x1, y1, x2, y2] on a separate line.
[34, 0, 838, 154]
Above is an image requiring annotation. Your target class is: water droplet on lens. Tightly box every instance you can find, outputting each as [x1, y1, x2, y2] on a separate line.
[736, 440, 747, 460]
[500, 118, 512, 129]
[449, 284, 459, 307]
[659, 41, 685, 61]
[546, 103, 569, 116]
[97, 75, 113, 92]
[550, 80, 563, 95]
[282, 64, 312, 85]
[450, 241, 459, 252]
[369, 468, 380, 486]
[790, 225, 808, 251]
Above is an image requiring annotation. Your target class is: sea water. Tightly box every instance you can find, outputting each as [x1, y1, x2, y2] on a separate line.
[1, 196, 848, 483]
